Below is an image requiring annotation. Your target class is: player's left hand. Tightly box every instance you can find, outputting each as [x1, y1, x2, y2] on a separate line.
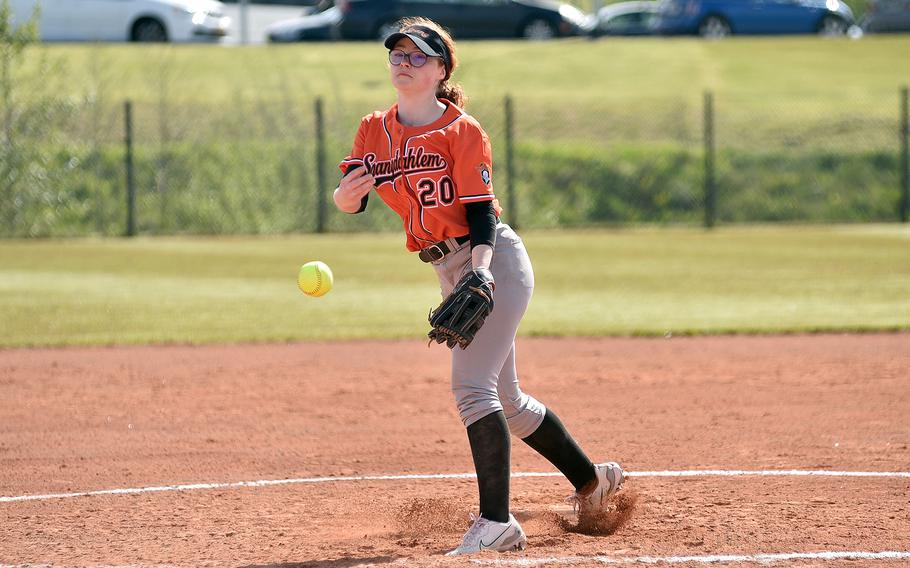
[428, 268, 495, 350]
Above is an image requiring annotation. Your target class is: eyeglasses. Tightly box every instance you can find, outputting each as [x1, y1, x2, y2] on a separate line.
[388, 49, 439, 68]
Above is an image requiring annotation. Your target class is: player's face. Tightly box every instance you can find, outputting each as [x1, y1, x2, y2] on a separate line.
[389, 38, 445, 95]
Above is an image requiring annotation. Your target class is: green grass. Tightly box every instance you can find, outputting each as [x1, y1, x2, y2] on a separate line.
[11, 139, 899, 238]
[1, 226, 908, 347]
[17, 35, 910, 110]
[6, 37, 909, 237]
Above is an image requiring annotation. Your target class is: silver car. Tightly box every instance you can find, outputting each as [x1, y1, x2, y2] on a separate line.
[593, 0, 659, 36]
[9, 0, 230, 42]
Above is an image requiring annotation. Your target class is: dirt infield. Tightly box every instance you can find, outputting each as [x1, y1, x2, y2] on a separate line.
[1, 334, 909, 567]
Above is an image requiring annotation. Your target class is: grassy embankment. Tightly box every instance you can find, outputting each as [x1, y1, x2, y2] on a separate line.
[5, 37, 910, 236]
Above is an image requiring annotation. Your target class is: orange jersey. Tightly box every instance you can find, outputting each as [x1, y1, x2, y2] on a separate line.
[339, 100, 502, 252]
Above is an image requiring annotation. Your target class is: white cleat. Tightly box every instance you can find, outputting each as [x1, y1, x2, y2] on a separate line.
[445, 513, 527, 556]
[567, 461, 626, 516]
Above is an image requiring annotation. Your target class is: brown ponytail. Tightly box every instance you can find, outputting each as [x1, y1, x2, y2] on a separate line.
[397, 17, 467, 108]
[437, 81, 466, 108]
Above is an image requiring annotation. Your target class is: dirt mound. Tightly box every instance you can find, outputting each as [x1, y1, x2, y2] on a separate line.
[394, 497, 466, 536]
[557, 487, 639, 536]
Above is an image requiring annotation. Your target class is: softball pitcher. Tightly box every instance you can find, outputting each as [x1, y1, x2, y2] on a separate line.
[333, 18, 626, 556]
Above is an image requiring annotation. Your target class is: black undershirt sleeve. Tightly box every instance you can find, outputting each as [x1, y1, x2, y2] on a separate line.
[343, 165, 368, 214]
[355, 194, 369, 214]
[464, 200, 497, 249]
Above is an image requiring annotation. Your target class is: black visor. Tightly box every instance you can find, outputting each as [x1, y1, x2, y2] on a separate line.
[383, 25, 450, 68]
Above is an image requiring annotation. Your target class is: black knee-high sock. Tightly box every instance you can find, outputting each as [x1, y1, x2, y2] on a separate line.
[466, 411, 510, 523]
[521, 408, 596, 492]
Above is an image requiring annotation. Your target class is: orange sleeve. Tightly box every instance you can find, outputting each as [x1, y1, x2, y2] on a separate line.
[451, 121, 495, 205]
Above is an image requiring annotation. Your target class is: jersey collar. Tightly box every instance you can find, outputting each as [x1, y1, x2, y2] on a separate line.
[388, 99, 464, 135]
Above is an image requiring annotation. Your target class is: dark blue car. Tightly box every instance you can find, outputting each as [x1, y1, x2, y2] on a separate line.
[267, 0, 594, 42]
[655, 0, 855, 37]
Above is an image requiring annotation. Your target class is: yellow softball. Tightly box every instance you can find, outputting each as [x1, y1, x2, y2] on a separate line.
[297, 261, 333, 297]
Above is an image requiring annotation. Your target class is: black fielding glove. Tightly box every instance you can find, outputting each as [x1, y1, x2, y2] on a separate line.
[428, 267, 495, 350]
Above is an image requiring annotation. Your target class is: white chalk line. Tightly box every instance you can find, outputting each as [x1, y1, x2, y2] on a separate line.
[471, 550, 910, 566]
[2, 468, 909, 504]
[3, 552, 910, 568]
[0, 565, 179, 568]
[0, 565, 181, 568]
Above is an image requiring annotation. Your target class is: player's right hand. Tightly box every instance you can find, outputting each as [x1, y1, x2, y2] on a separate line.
[334, 166, 375, 213]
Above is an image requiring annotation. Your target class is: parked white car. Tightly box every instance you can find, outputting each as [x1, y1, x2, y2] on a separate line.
[9, 0, 230, 42]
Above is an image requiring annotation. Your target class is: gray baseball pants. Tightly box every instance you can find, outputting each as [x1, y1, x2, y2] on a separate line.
[431, 222, 546, 439]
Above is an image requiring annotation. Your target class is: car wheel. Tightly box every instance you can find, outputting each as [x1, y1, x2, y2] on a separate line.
[698, 15, 731, 38]
[522, 18, 557, 40]
[132, 18, 168, 42]
[375, 20, 400, 41]
[818, 15, 847, 36]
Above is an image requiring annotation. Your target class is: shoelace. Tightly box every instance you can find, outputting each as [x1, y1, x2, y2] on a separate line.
[566, 468, 624, 515]
[565, 473, 613, 514]
[460, 513, 488, 548]
[565, 492, 584, 515]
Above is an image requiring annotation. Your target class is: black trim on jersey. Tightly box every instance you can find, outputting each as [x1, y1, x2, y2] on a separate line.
[428, 111, 464, 135]
[381, 119, 395, 194]
[459, 194, 496, 204]
[355, 194, 369, 214]
[382, 111, 432, 246]
[405, 168, 433, 237]
[465, 201, 497, 249]
[402, 110, 466, 240]
[341, 157, 364, 170]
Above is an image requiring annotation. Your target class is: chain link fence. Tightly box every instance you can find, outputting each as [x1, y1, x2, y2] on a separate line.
[1, 88, 908, 238]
